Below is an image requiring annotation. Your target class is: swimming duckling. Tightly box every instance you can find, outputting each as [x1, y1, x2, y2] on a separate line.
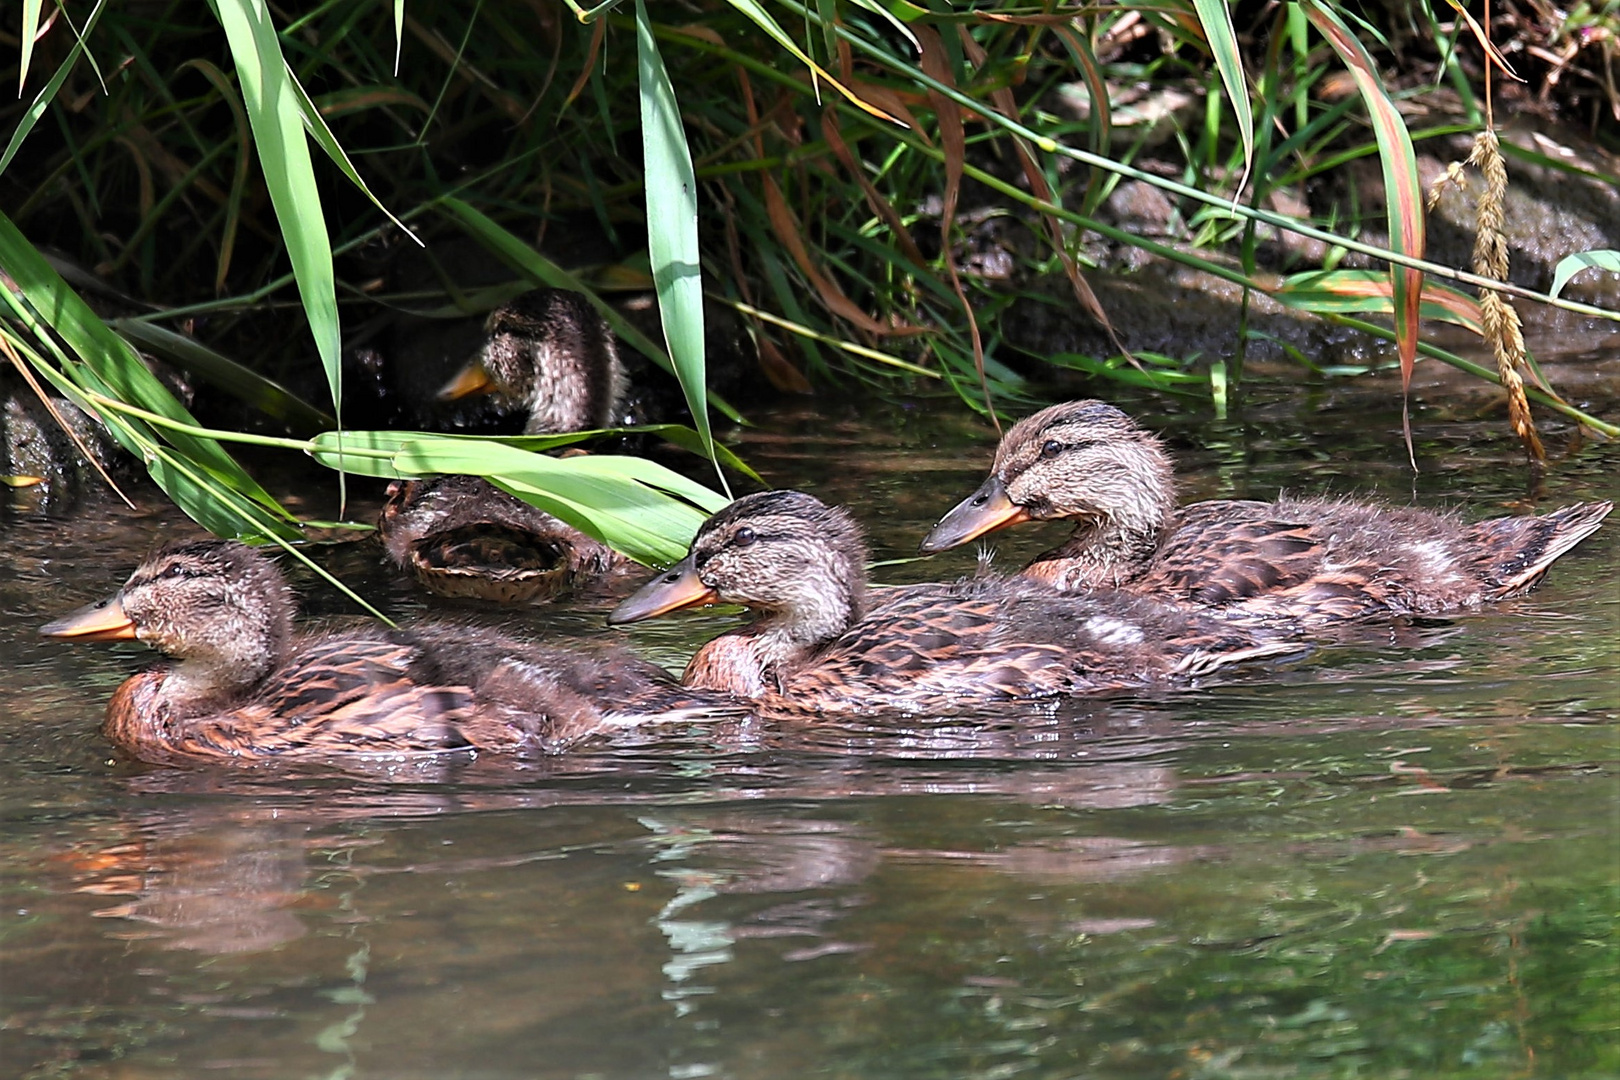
[41, 539, 734, 764]
[920, 400, 1613, 620]
[609, 490, 1300, 713]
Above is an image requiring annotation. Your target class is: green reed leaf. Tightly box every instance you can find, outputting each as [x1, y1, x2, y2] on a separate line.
[1550, 250, 1620, 299]
[210, 0, 342, 418]
[1192, 0, 1254, 192]
[113, 319, 334, 434]
[1300, 0, 1425, 462]
[1, 0, 107, 177]
[636, 0, 718, 490]
[0, 210, 294, 526]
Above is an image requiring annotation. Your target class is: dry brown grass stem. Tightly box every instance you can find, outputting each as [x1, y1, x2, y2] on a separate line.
[1465, 129, 1545, 462]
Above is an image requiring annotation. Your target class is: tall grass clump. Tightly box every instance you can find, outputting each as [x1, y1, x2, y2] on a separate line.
[1, 1, 1614, 547]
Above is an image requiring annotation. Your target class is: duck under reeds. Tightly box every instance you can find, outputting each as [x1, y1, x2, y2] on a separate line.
[920, 400, 1613, 621]
[437, 288, 628, 435]
[41, 539, 731, 764]
[378, 475, 636, 603]
[609, 490, 1299, 713]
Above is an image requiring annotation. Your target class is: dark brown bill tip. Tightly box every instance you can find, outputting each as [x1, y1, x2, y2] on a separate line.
[607, 558, 718, 625]
[40, 595, 137, 642]
[918, 475, 1031, 554]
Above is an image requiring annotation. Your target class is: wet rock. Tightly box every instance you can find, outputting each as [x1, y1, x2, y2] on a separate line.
[1, 376, 127, 515]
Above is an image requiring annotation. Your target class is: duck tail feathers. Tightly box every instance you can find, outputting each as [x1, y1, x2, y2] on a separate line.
[1483, 500, 1612, 596]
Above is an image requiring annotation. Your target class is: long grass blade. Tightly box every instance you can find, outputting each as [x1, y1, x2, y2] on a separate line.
[1301, 0, 1425, 464]
[1191, 0, 1254, 193]
[210, 0, 342, 417]
[0, 0, 106, 177]
[18, 0, 44, 97]
[111, 319, 335, 433]
[0, 211, 293, 519]
[1272, 270, 1484, 334]
[636, 0, 721, 489]
[717, 0, 898, 123]
[284, 62, 416, 242]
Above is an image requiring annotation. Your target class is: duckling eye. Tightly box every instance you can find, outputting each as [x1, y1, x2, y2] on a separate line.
[732, 526, 757, 548]
[160, 563, 191, 580]
[1041, 439, 1064, 459]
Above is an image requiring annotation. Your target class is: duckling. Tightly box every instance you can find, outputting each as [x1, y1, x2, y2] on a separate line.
[608, 490, 1300, 713]
[437, 289, 628, 434]
[40, 539, 735, 764]
[919, 400, 1613, 620]
[377, 475, 637, 603]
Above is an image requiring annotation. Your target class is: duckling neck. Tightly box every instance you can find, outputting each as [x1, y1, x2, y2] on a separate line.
[156, 612, 292, 718]
[757, 582, 866, 675]
[1027, 512, 1169, 591]
[689, 583, 867, 696]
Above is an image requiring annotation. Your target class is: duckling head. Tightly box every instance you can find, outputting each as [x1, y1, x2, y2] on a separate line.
[610, 489, 868, 659]
[438, 289, 628, 434]
[920, 400, 1177, 553]
[42, 539, 295, 705]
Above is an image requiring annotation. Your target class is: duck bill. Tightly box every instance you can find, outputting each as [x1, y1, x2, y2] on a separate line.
[608, 557, 717, 625]
[40, 595, 137, 642]
[918, 475, 1032, 553]
[437, 360, 497, 401]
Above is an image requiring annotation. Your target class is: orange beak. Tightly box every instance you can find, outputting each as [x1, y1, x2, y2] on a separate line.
[437, 360, 497, 401]
[40, 594, 137, 642]
[607, 556, 718, 625]
[917, 475, 1032, 554]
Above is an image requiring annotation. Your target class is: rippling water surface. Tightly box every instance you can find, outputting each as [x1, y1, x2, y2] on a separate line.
[2, 388, 1615, 1079]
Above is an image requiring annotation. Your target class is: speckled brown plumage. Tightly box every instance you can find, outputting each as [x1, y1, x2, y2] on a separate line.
[438, 289, 627, 435]
[921, 400, 1613, 621]
[611, 491, 1300, 714]
[41, 540, 733, 764]
[378, 475, 635, 602]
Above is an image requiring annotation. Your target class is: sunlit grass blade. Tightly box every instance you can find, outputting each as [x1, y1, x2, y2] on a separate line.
[286, 64, 416, 242]
[19, 0, 44, 98]
[307, 424, 762, 483]
[305, 432, 730, 565]
[1272, 270, 1484, 334]
[147, 445, 302, 542]
[0, 210, 294, 521]
[1, 0, 106, 177]
[1191, 0, 1253, 192]
[391, 437, 720, 565]
[1301, 0, 1425, 461]
[637, 0, 717, 486]
[717, 0, 898, 123]
[211, 0, 342, 416]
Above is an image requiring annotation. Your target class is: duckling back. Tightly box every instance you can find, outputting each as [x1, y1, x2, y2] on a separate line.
[688, 576, 1297, 714]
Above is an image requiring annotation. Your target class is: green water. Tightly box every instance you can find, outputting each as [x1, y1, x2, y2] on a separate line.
[1, 393, 1615, 1079]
